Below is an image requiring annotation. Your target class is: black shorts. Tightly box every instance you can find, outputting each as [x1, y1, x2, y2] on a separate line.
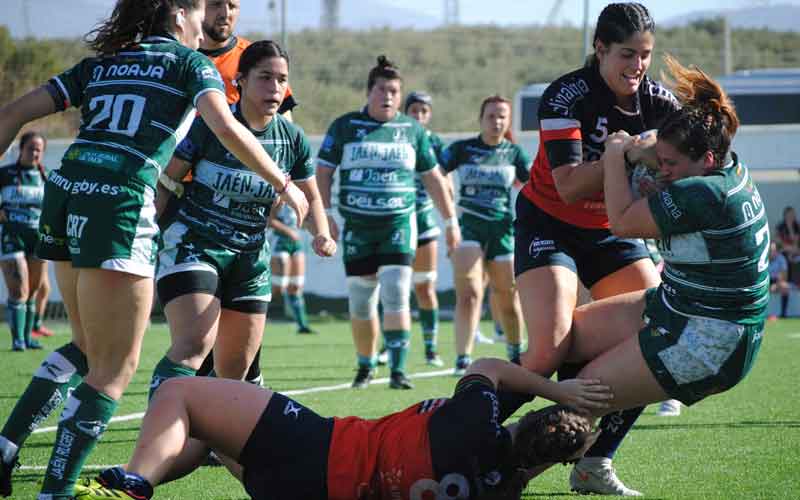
[513, 195, 650, 288]
[239, 393, 334, 500]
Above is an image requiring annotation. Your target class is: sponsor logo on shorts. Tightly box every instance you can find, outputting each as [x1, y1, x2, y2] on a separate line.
[528, 238, 555, 258]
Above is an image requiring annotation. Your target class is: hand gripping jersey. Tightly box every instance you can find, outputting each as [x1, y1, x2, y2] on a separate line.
[648, 154, 770, 323]
[317, 110, 438, 222]
[173, 105, 313, 252]
[442, 136, 531, 222]
[0, 163, 46, 228]
[200, 36, 297, 113]
[521, 64, 679, 229]
[46, 36, 225, 189]
[414, 129, 446, 212]
[327, 374, 512, 500]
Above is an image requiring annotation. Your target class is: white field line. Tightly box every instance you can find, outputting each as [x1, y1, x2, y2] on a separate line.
[31, 368, 455, 436]
[788, 333, 800, 339]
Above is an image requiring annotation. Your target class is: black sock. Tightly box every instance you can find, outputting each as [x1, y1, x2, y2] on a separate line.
[196, 350, 215, 377]
[246, 348, 262, 382]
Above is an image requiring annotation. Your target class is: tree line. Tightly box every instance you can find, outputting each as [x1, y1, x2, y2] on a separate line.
[1, 20, 798, 138]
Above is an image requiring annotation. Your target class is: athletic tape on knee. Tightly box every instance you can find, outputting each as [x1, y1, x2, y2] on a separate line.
[378, 265, 412, 313]
[413, 270, 437, 285]
[34, 351, 78, 383]
[272, 274, 288, 288]
[347, 276, 379, 320]
[288, 275, 305, 287]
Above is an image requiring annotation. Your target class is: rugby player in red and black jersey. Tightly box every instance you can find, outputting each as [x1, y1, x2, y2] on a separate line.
[75, 359, 610, 500]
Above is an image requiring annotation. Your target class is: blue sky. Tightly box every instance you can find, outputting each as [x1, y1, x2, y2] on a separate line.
[380, 0, 800, 25]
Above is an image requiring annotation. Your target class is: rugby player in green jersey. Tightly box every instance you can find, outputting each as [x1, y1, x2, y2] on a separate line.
[0, 1, 308, 498]
[0, 132, 48, 351]
[565, 54, 768, 440]
[317, 56, 460, 390]
[404, 91, 446, 366]
[441, 96, 530, 374]
[149, 40, 334, 399]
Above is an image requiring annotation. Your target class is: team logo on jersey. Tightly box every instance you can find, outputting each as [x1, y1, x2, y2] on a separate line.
[283, 400, 302, 419]
[356, 128, 368, 139]
[393, 129, 407, 143]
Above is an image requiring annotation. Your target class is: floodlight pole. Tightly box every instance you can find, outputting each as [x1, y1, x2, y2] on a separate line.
[281, 0, 288, 50]
[582, 0, 591, 58]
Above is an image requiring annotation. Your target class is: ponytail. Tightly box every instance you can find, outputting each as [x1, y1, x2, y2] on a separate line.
[659, 54, 739, 167]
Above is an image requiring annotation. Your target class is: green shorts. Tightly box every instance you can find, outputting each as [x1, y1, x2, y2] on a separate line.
[156, 221, 271, 309]
[0, 224, 39, 260]
[459, 212, 514, 261]
[270, 232, 303, 258]
[638, 287, 764, 406]
[342, 214, 417, 276]
[416, 206, 441, 244]
[37, 167, 158, 278]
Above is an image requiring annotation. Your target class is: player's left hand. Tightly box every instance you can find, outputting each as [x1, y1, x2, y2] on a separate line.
[445, 224, 461, 256]
[312, 234, 337, 257]
[604, 130, 634, 156]
[554, 378, 613, 414]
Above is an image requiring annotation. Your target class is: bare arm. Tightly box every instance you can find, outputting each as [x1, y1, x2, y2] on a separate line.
[421, 167, 461, 253]
[551, 160, 605, 205]
[0, 87, 56, 155]
[314, 163, 339, 241]
[196, 91, 308, 223]
[602, 132, 661, 238]
[155, 156, 192, 218]
[466, 358, 611, 412]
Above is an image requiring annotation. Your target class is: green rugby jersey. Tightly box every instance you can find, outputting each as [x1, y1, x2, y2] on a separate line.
[317, 110, 438, 221]
[47, 36, 225, 189]
[174, 105, 313, 252]
[0, 163, 45, 228]
[648, 154, 769, 323]
[441, 137, 531, 222]
[415, 129, 445, 212]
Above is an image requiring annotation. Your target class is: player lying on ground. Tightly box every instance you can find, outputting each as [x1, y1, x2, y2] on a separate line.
[75, 358, 611, 500]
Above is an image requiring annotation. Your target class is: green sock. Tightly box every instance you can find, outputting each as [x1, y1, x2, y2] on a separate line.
[7, 300, 25, 344]
[419, 308, 438, 355]
[148, 356, 196, 401]
[281, 291, 294, 320]
[357, 354, 376, 369]
[24, 300, 36, 345]
[287, 293, 308, 329]
[385, 329, 410, 374]
[40, 383, 117, 498]
[1, 343, 88, 449]
[33, 310, 43, 331]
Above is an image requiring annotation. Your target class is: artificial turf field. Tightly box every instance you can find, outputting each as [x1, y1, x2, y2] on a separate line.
[2, 317, 799, 499]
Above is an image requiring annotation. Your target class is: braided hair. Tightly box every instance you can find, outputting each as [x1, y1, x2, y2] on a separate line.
[659, 54, 739, 168]
[478, 405, 594, 500]
[587, 3, 654, 67]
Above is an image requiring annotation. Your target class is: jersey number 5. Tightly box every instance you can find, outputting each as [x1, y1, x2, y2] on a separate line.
[86, 94, 146, 137]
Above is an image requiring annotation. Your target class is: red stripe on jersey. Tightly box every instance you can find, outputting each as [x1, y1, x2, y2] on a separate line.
[540, 127, 581, 142]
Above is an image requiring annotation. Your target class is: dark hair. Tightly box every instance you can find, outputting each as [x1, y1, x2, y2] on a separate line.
[367, 55, 402, 91]
[86, 0, 202, 55]
[586, 3, 654, 67]
[17, 131, 47, 179]
[659, 54, 739, 169]
[479, 95, 512, 120]
[479, 405, 593, 500]
[236, 40, 289, 91]
[404, 91, 432, 113]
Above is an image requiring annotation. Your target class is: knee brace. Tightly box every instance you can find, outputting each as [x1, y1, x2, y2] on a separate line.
[346, 276, 380, 320]
[412, 270, 437, 285]
[272, 275, 288, 289]
[378, 265, 412, 314]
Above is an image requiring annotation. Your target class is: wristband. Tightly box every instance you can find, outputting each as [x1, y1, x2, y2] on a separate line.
[158, 173, 184, 197]
[443, 217, 457, 228]
[276, 174, 291, 195]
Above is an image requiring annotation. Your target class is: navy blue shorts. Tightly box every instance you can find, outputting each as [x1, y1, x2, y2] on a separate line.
[513, 195, 650, 288]
[240, 393, 334, 500]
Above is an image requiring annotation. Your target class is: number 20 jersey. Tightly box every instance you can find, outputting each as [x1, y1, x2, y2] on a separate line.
[46, 36, 225, 190]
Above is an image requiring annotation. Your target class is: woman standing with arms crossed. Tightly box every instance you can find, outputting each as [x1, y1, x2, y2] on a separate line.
[442, 95, 530, 374]
[317, 56, 459, 390]
[0, 1, 307, 498]
[149, 40, 333, 397]
[513, 3, 679, 495]
[0, 132, 48, 351]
